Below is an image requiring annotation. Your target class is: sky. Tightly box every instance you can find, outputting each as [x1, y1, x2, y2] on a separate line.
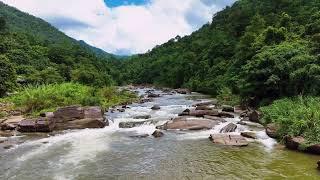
[1, 0, 236, 55]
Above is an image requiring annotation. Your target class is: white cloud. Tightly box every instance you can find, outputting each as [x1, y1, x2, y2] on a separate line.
[1, 0, 234, 54]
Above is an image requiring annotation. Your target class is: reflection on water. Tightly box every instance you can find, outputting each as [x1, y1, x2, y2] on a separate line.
[0, 88, 319, 180]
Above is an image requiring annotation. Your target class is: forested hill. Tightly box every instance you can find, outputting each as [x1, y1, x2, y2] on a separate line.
[121, 0, 320, 105]
[0, 2, 122, 96]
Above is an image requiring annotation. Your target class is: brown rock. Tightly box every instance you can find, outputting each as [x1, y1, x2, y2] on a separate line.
[1, 123, 16, 130]
[195, 106, 213, 110]
[220, 123, 237, 133]
[175, 88, 191, 94]
[53, 106, 84, 122]
[266, 123, 279, 138]
[241, 131, 257, 139]
[192, 100, 218, 107]
[157, 117, 219, 130]
[152, 130, 164, 138]
[285, 136, 320, 154]
[222, 105, 234, 112]
[248, 110, 260, 123]
[188, 110, 219, 117]
[209, 134, 248, 146]
[203, 115, 226, 122]
[218, 112, 235, 118]
[53, 106, 107, 130]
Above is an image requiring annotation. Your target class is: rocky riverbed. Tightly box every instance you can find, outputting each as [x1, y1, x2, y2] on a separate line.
[0, 87, 320, 179]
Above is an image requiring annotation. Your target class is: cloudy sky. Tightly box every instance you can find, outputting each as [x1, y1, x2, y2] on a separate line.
[1, 0, 235, 55]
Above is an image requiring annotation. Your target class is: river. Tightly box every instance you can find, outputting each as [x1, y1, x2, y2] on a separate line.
[0, 88, 319, 179]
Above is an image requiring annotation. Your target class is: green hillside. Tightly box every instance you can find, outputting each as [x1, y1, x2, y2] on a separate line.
[0, 1, 121, 96]
[121, 0, 320, 106]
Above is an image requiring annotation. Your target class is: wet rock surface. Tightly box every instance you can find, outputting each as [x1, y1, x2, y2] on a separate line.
[209, 134, 249, 146]
[157, 117, 220, 130]
[220, 123, 237, 133]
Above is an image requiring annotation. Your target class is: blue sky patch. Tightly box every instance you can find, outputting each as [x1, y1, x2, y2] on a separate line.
[104, 0, 150, 8]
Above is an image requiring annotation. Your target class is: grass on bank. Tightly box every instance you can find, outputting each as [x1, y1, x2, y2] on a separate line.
[260, 96, 320, 145]
[1, 83, 137, 116]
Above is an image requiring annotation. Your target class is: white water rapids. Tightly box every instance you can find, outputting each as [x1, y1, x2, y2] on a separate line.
[1, 88, 318, 180]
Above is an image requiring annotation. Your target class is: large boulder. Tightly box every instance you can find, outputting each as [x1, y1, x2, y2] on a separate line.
[157, 117, 220, 130]
[285, 136, 320, 155]
[53, 106, 85, 122]
[209, 134, 249, 146]
[152, 130, 164, 138]
[222, 105, 234, 112]
[248, 110, 260, 123]
[151, 105, 161, 110]
[53, 106, 107, 130]
[18, 117, 56, 132]
[266, 123, 279, 138]
[220, 123, 237, 133]
[175, 88, 191, 94]
[1, 123, 16, 131]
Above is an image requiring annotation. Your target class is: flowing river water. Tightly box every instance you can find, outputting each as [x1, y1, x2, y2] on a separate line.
[0, 88, 320, 179]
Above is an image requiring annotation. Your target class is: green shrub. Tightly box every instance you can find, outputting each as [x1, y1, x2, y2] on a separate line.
[260, 96, 320, 144]
[216, 87, 241, 106]
[0, 55, 17, 97]
[3, 83, 137, 116]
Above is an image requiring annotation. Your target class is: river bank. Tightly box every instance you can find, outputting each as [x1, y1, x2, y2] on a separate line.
[1, 87, 320, 179]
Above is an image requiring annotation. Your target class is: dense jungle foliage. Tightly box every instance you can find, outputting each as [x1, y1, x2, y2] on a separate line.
[0, 2, 122, 97]
[121, 0, 320, 106]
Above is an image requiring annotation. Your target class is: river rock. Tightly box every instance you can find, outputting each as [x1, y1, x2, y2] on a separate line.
[237, 121, 264, 128]
[147, 93, 161, 98]
[218, 112, 235, 118]
[175, 88, 191, 94]
[1, 123, 16, 130]
[203, 115, 226, 123]
[53, 106, 107, 130]
[151, 105, 161, 110]
[18, 117, 56, 132]
[248, 110, 260, 122]
[139, 98, 153, 104]
[222, 105, 234, 112]
[209, 134, 249, 146]
[179, 109, 219, 117]
[192, 100, 218, 107]
[220, 123, 237, 133]
[133, 115, 151, 119]
[241, 131, 257, 139]
[53, 106, 84, 121]
[119, 120, 153, 128]
[284, 136, 320, 154]
[195, 106, 213, 110]
[152, 130, 164, 138]
[157, 117, 220, 130]
[266, 123, 279, 138]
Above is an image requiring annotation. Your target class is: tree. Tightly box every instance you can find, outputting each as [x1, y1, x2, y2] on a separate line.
[0, 55, 17, 97]
[0, 17, 6, 31]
